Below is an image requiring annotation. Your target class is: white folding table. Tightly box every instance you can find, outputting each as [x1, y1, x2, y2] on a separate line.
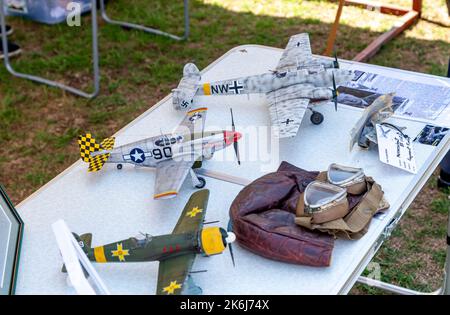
[13, 44, 450, 295]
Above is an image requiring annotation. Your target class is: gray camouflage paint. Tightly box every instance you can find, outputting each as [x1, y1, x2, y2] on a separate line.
[172, 33, 353, 138]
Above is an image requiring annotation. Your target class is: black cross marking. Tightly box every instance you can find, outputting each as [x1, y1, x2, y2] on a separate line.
[283, 119, 294, 125]
[229, 81, 244, 94]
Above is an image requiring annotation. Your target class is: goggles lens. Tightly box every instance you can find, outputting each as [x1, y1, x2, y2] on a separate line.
[304, 181, 347, 209]
[327, 163, 365, 187]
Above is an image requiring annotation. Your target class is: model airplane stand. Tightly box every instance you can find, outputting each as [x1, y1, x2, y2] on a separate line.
[13, 45, 450, 295]
[0, 0, 190, 99]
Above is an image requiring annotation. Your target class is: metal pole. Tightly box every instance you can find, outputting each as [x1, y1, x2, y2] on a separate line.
[91, 0, 100, 95]
[183, 0, 190, 40]
[1, 0, 12, 65]
[100, 0, 190, 41]
[0, 0, 100, 98]
[357, 276, 441, 295]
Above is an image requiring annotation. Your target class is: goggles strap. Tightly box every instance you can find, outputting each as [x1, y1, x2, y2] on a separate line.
[319, 179, 387, 239]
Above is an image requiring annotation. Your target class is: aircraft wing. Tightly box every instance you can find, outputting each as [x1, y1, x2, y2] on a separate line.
[173, 107, 207, 136]
[276, 33, 318, 72]
[153, 159, 195, 199]
[266, 89, 310, 138]
[156, 253, 197, 295]
[172, 189, 209, 234]
[156, 190, 209, 295]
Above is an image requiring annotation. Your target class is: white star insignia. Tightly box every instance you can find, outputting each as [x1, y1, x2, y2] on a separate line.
[131, 150, 144, 162]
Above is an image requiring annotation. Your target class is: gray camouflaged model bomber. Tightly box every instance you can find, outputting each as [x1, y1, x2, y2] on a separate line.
[172, 33, 353, 138]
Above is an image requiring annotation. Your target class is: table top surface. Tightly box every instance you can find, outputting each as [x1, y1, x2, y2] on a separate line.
[14, 44, 450, 295]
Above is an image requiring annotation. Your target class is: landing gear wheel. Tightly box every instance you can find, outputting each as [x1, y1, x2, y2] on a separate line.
[117, 164, 123, 170]
[195, 177, 206, 189]
[310, 111, 324, 125]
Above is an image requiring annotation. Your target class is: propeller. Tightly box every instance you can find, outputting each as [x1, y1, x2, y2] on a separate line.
[230, 108, 241, 165]
[332, 73, 339, 111]
[226, 220, 236, 267]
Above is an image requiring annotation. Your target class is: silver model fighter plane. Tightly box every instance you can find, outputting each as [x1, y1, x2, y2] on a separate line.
[172, 33, 353, 138]
[78, 108, 242, 200]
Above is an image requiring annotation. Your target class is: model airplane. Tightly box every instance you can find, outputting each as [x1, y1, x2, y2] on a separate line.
[63, 189, 236, 295]
[172, 33, 353, 138]
[349, 93, 396, 150]
[349, 93, 418, 173]
[78, 108, 241, 199]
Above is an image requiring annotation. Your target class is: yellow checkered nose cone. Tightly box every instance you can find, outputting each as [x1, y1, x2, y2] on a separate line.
[200, 227, 225, 256]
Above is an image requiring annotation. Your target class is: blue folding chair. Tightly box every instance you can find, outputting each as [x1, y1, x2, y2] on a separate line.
[0, 0, 190, 98]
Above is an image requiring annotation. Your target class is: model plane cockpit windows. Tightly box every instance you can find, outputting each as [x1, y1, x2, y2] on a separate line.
[133, 234, 153, 248]
[155, 137, 178, 147]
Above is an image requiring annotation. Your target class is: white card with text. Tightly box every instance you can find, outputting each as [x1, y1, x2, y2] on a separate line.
[376, 124, 417, 174]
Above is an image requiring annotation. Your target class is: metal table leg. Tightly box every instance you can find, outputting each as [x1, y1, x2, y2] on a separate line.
[356, 210, 450, 295]
[0, 0, 100, 99]
[99, 0, 189, 41]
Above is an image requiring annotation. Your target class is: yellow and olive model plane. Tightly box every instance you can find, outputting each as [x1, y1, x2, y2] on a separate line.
[65, 189, 236, 295]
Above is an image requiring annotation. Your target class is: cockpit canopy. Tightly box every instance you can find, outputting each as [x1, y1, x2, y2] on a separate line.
[155, 136, 183, 147]
[130, 233, 153, 248]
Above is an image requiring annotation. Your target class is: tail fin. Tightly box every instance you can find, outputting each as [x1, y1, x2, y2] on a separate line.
[78, 134, 115, 172]
[61, 233, 93, 273]
[76, 233, 93, 250]
[172, 63, 201, 111]
[183, 63, 200, 78]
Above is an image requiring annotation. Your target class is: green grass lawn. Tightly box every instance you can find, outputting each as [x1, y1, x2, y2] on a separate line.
[1, 0, 449, 294]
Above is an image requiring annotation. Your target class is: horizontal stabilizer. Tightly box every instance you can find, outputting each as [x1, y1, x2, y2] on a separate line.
[88, 154, 110, 172]
[78, 134, 115, 172]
